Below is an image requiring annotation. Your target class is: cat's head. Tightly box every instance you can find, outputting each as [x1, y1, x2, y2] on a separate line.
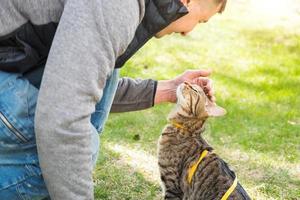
[171, 81, 226, 119]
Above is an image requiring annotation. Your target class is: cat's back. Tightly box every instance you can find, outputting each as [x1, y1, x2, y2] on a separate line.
[187, 152, 251, 200]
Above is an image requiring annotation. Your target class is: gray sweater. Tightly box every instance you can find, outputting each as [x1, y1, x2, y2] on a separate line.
[0, 0, 151, 199]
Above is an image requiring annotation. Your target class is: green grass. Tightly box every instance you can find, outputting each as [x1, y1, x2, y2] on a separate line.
[93, 147, 161, 200]
[94, 1, 300, 199]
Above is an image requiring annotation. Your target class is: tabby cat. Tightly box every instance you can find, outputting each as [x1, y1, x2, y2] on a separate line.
[158, 82, 251, 200]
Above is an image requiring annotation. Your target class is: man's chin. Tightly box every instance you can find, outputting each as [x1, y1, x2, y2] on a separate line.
[154, 33, 164, 38]
[155, 29, 171, 38]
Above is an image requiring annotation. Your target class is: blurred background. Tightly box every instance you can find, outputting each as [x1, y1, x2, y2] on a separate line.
[94, 0, 300, 199]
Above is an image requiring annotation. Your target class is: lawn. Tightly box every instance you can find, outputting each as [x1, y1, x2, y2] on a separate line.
[93, 0, 300, 199]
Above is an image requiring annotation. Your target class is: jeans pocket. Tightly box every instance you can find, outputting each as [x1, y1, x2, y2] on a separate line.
[0, 109, 30, 144]
[0, 74, 38, 145]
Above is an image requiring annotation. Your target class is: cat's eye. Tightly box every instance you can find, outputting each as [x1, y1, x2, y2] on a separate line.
[191, 87, 199, 93]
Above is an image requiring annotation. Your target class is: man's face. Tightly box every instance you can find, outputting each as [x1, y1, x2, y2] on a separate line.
[155, 0, 222, 38]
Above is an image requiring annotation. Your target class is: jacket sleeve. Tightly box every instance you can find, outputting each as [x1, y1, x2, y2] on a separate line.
[111, 77, 157, 112]
[34, 0, 142, 199]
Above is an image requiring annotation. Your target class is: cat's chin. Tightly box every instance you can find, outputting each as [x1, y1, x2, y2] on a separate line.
[176, 84, 185, 106]
[175, 84, 200, 118]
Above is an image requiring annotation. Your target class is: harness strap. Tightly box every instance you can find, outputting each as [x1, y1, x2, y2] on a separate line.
[187, 150, 238, 200]
[221, 176, 238, 200]
[171, 121, 187, 131]
[187, 150, 208, 184]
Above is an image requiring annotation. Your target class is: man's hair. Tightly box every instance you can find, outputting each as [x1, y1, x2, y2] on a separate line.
[215, 0, 227, 13]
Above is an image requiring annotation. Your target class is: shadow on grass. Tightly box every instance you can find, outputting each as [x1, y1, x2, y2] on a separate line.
[94, 146, 161, 200]
[222, 151, 300, 199]
[218, 144, 300, 199]
[209, 99, 299, 158]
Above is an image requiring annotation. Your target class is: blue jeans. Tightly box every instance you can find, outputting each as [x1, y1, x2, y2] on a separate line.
[0, 70, 119, 199]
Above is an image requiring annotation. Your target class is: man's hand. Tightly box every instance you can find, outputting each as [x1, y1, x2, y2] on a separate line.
[154, 69, 215, 104]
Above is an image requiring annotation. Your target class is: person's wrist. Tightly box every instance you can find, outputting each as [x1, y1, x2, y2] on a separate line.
[154, 79, 177, 104]
[165, 79, 177, 102]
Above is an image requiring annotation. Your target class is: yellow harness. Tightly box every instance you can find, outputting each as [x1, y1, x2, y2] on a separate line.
[171, 121, 188, 131]
[170, 121, 238, 199]
[187, 150, 238, 200]
[187, 150, 209, 184]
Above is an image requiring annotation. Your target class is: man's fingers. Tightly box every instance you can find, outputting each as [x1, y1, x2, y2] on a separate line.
[184, 69, 212, 78]
[192, 77, 213, 91]
[192, 77, 215, 101]
[192, 77, 208, 86]
[206, 79, 214, 95]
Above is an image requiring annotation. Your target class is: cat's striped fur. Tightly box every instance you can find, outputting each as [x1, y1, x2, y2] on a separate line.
[158, 82, 251, 200]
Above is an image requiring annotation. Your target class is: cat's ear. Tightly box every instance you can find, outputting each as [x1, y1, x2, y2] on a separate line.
[205, 102, 227, 117]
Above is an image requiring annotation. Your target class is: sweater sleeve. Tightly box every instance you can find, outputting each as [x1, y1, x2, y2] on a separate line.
[34, 0, 143, 199]
[111, 78, 158, 112]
